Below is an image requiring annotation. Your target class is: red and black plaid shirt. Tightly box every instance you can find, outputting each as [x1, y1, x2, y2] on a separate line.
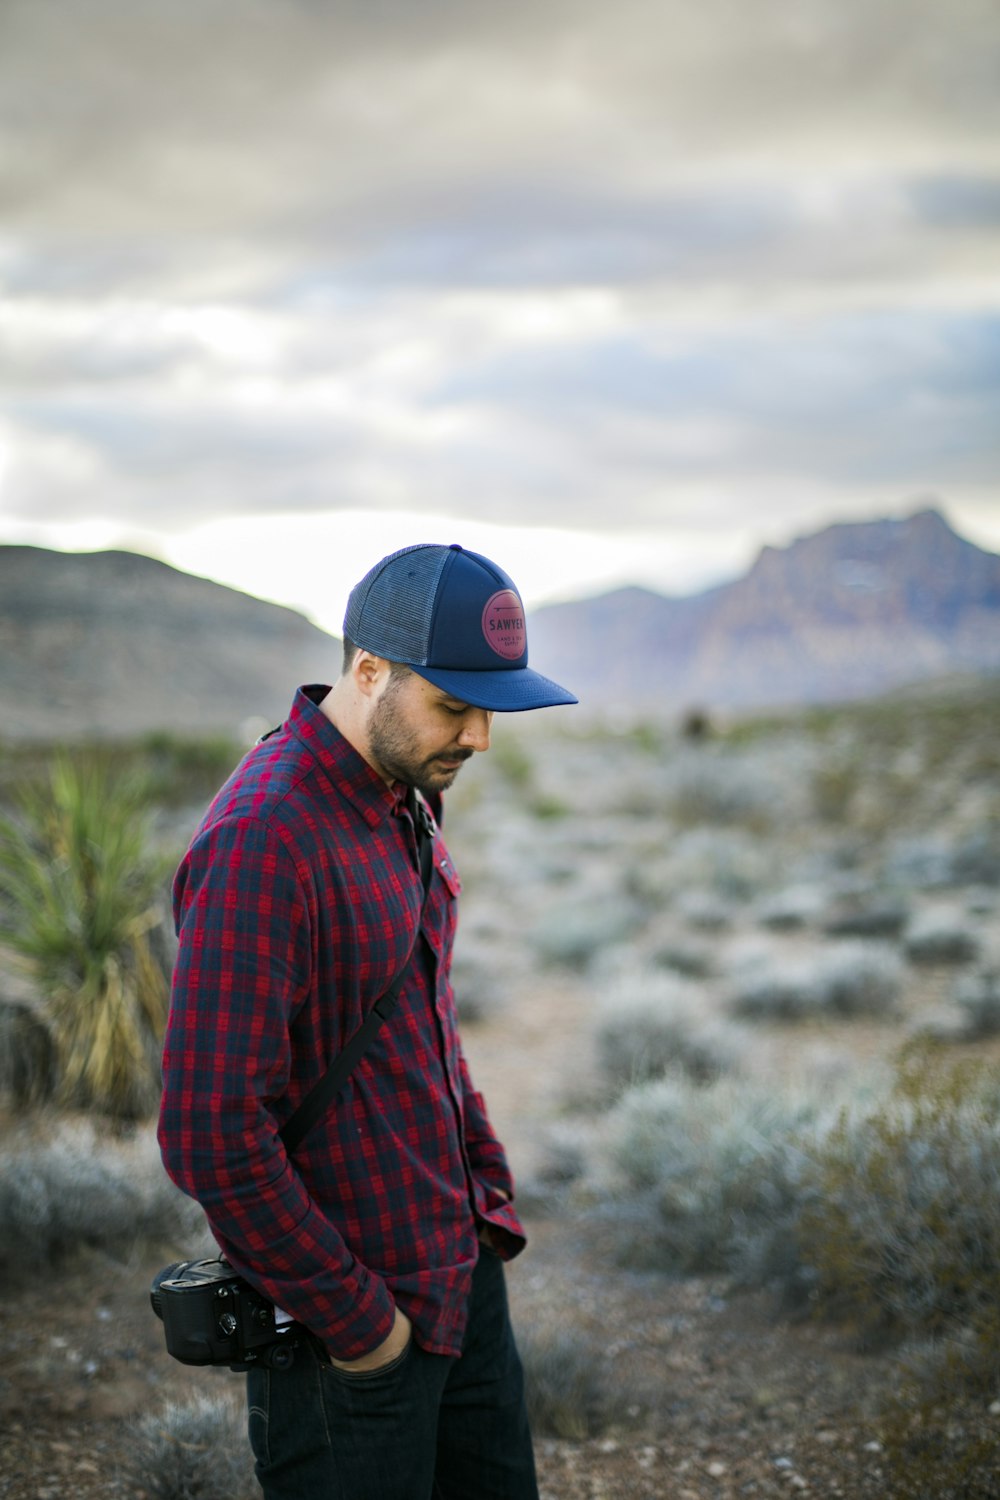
[158, 685, 524, 1360]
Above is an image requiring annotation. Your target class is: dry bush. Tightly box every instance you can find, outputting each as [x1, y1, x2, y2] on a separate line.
[799, 1049, 1000, 1497]
[822, 891, 910, 939]
[800, 1049, 1000, 1345]
[138, 731, 243, 808]
[647, 935, 716, 979]
[0, 999, 58, 1104]
[665, 827, 772, 901]
[529, 894, 644, 971]
[448, 933, 512, 1023]
[756, 883, 827, 931]
[0, 1122, 206, 1278]
[605, 1074, 827, 1294]
[662, 749, 790, 831]
[953, 967, 1000, 1038]
[518, 1324, 640, 1440]
[904, 907, 981, 965]
[730, 941, 903, 1021]
[121, 1391, 256, 1500]
[595, 970, 742, 1089]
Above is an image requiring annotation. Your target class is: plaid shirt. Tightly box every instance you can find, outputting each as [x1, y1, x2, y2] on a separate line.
[158, 685, 525, 1360]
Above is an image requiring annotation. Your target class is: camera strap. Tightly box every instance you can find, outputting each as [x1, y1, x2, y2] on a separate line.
[278, 787, 436, 1157]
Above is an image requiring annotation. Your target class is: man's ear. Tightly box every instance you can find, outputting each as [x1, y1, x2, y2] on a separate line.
[351, 650, 391, 700]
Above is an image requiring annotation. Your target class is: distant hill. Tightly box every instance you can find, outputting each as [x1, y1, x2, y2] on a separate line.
[0, 547, 340, 741]
[1, 508, 998, 740]
[530, 508, 1000, 713]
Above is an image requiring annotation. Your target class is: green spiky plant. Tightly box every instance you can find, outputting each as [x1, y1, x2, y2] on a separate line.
[0, 755, 170, 1121]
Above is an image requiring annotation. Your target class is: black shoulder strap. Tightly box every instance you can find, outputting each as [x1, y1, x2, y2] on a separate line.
[278, 791, 436, 1157]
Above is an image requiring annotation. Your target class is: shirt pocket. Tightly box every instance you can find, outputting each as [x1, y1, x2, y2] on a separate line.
[434, 847, 462, 899]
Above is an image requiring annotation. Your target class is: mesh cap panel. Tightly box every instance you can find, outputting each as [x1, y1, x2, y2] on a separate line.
[343, 544, 450, 665]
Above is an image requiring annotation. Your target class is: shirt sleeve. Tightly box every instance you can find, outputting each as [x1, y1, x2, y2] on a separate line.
[157, 814, 396, 1359]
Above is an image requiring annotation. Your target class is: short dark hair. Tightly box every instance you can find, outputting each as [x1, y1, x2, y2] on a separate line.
[341, 638, 410, 682]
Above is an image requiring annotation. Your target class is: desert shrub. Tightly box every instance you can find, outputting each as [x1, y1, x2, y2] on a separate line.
[0, 999, 58, 1104]
[122, 1391, 256, 1500]
[953, 967, 1000, 1038]
[518, 1325, 633, 1439]
[484, 733, 570, 819]
[755, 884, 826, 931]
[799, 1050, 1000, 1496]
[965, 886, 997, 917]
[648, 936, 715, 979]
[448, 934, 511, 1023]
[530, 1124, 589, 1188]
[953, 826, 1000, 887]
[665, 827, 772, 901]
[140, 730, 243, 806]
[528, 791, 571, 820]
[884, 835, 959, 891]
[675, 889, 735, 931]
[0, 755, 170, 1119]
[488, 731, 535, 791]
[663, 751, 783, 830]
[730, 941, 902, 1021]
[812, 754, 863, 824]
[606, 1074, 825, 1293]
[630, 720, 667, 754]
[595, 971, 741, 1088]
[0, 1122, 205, 1277]
[801, 1050, 1000, 1345]
[530, 895, 643, 971]
[822, 892, 910, 939]
[621, 851, 678, 907]
[904, 907, 980, 965]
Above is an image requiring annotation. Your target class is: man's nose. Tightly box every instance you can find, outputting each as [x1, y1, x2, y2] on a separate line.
[458, 709, 493, 752]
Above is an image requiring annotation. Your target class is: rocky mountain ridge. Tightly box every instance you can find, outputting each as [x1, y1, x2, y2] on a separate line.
[530, 507, 1000, 714]
[0, 507, 997, 739]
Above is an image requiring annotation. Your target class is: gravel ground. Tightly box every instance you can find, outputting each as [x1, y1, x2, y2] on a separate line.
[2, 950, 997, 1497]
[0, 1220, 898, 1500]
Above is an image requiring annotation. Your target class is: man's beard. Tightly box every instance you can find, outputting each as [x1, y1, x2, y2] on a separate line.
[368, 681, 473, 796]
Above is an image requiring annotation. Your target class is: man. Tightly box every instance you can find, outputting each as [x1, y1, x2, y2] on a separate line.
[158, 542, 577, 1500]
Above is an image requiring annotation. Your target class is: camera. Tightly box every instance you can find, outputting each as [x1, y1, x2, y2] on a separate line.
[150, 1257, 303, 1371]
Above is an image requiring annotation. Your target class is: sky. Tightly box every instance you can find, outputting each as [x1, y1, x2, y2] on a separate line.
[1, 0, 998, 634]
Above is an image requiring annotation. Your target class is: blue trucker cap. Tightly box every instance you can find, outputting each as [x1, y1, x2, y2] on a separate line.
[343, 543, 578, 711]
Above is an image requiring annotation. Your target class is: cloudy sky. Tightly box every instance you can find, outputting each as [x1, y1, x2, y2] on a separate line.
[1, 0, 998, 632]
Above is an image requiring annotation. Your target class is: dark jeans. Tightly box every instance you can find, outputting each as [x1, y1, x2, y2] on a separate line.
[246, 1248, 538, 1500]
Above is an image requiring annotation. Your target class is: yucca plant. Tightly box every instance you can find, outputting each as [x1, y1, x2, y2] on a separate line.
[0, 755, 170, 1120]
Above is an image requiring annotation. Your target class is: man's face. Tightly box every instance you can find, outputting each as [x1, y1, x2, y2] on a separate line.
[366, 669, 494, 796]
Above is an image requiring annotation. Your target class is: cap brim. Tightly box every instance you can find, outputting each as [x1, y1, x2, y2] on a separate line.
[411, 664, 578, 711]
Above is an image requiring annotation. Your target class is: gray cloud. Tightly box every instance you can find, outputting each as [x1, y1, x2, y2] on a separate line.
[1, 0, 998, 554]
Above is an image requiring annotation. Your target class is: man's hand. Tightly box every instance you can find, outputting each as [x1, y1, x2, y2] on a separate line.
[328, 1305, 412, 1373]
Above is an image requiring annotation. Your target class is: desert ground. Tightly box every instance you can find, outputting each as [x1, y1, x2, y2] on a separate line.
[1, 683, 999, 1499]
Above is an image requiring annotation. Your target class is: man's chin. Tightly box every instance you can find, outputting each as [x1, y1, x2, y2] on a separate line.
[417, 758, 468, 794]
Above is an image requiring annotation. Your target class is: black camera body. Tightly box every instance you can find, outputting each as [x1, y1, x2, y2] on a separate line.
[150, 1257, 303, 1371]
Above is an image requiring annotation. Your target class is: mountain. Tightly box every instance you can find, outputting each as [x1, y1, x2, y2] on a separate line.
[0, 547, 341, 741]
[529, 508, 1000, 713]
[1, 508, 998, 740]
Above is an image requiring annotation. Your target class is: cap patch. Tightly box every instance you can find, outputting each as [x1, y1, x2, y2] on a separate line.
[482, 589, 526, 661]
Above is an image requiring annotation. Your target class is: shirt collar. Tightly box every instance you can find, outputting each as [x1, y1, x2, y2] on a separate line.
[289, 684, 401, 830]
